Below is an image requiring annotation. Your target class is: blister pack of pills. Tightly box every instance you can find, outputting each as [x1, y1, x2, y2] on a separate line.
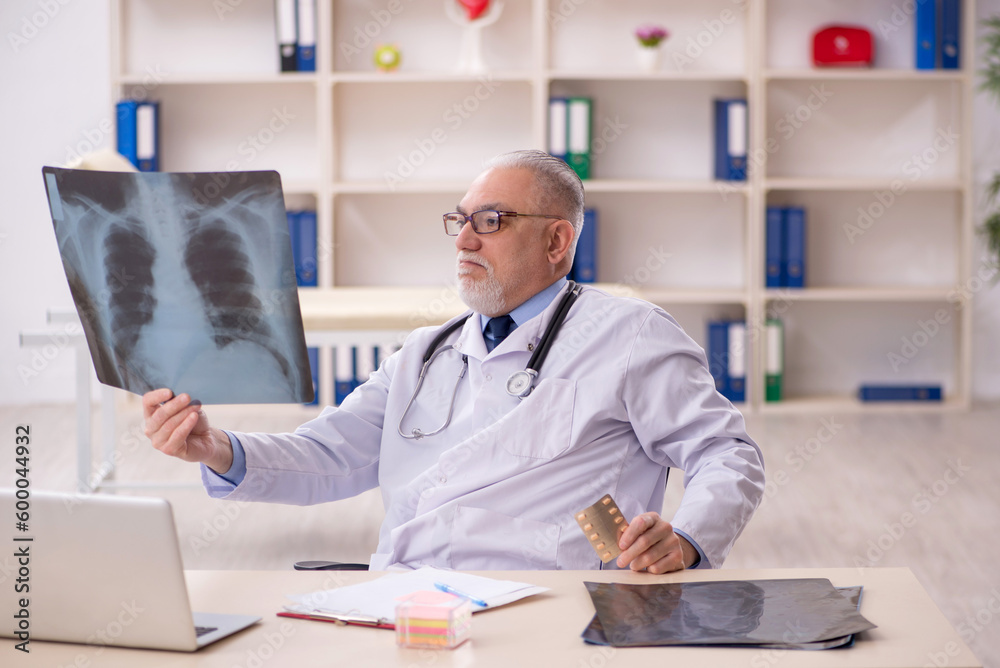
[575, 494, 628, 563]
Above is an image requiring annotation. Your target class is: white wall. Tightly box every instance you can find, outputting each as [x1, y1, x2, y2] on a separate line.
[1, 1, 110, 404]
[0, 0, 998, 405]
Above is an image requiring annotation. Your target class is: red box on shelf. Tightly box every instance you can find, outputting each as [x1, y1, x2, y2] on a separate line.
[812, 26, 874, 67]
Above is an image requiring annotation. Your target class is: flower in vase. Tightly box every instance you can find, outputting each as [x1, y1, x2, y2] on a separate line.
[635, 25, 669, 48]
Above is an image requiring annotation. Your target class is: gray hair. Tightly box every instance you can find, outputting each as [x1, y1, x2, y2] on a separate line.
[483, 149, 585, 264]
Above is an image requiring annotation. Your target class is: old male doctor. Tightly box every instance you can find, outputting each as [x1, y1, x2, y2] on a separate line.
[143, 149, 765, 573]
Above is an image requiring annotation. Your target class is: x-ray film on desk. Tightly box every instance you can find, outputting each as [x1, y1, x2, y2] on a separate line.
[582, 578, 876, 649]
[42, 168, 313, 404]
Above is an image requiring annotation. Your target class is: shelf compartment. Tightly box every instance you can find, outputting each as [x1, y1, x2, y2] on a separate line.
[764, 79, 961, 181]
[547, 0, 747, 76]
[764, 0, 964, 71]
[333, 80, 532, 183]
[549, 79, 747, 181]
[124, 83, 319, 181]
[765, 301, 958, 402]
[332, 0, 534, 73]
[121, 0, 286, 78]
[585, 192, 746, 291]
[764, 189, 961, 289]
[333, 192, 464, 288]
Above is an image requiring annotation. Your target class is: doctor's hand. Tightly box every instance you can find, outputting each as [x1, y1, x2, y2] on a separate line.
[142, 389, 233, 475]
[615, 512, 698, 574]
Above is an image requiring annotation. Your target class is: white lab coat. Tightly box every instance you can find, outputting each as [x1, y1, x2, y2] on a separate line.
[211, 284, 765, 571]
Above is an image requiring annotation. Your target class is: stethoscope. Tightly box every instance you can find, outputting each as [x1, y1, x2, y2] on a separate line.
[397, 281, 583, 440]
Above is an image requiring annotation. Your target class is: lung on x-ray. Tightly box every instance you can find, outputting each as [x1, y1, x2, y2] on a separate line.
[42, 167, 314, 404]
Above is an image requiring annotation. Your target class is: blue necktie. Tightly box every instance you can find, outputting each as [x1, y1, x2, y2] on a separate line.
[485, 315, 516, 352]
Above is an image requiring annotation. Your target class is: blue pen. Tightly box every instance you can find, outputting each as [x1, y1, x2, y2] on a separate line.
[434, 582, 489, 608]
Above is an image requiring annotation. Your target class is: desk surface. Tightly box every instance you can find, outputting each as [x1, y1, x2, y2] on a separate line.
[7, 568, 980, 668]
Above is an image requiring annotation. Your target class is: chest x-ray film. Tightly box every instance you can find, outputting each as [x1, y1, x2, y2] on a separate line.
[42, 167, 314, 404]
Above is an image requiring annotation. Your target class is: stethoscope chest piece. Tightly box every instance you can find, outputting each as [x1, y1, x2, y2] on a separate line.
[505, 369, 537, 398]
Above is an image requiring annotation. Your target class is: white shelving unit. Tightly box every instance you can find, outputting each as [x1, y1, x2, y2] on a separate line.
[756, 0, 975, 413]
[109, 0, 975, 412]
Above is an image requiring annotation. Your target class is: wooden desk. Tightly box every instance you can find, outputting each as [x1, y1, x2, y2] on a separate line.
[6, 568, 980, 667]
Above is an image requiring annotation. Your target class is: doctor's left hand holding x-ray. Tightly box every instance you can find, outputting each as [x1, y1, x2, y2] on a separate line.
[143, 150, 765, 574]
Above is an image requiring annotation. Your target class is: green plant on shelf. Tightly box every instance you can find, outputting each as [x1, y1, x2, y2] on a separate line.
[980, 15, 1000, 272]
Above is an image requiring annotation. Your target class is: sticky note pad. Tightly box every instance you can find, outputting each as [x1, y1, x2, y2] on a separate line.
[575, 494, 628, 563]
[395, 590, 471, 649]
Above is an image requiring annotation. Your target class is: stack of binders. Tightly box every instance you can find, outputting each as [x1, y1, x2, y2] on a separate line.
[707, 320, 746, 403]
[275, 0, 317, 72]
[915, 0, 961, 70]
[116, 100, 159, 171]
[548, 97, 593, 180]
[765, 206, 806, 289]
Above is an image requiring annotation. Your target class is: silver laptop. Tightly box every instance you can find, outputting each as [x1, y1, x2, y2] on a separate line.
[0, 490, 260, 651]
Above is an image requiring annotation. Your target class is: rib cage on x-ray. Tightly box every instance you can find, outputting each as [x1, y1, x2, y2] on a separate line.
[44, 168, 313, 404]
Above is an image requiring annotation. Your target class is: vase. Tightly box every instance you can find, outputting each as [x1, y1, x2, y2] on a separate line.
[636, 46, 661, 72]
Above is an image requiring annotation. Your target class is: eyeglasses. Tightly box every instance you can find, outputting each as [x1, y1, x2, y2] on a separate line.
[443, 210, 563, 236]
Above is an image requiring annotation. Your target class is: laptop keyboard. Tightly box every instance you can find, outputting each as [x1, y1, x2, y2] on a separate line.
[195, 626, 218, 637]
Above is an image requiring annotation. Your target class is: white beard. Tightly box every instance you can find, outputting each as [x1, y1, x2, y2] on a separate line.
[456, 251, 507, 316]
